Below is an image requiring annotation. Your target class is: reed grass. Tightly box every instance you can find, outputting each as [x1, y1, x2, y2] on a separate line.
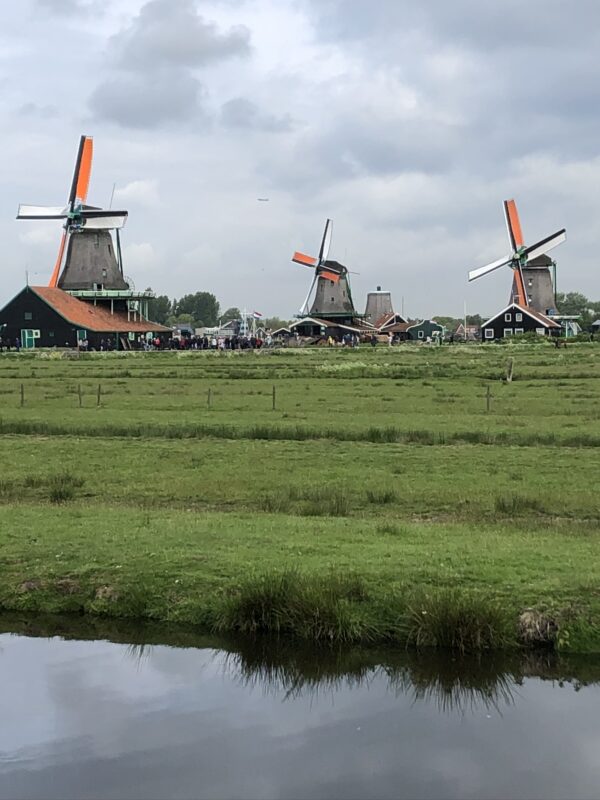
[213, 570, 374, 643]
[401, 590, 515, 653]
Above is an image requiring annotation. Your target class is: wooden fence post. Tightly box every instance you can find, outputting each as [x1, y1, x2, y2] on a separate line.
[97, 384, 101, 407]
[272, 385, 276, 411]
[505, 358, 514, 383]
[78, 384, 82, 407]
[20, 383, 24, 408]
[207, 387, 212, 409]
[486, 385, 492, 412]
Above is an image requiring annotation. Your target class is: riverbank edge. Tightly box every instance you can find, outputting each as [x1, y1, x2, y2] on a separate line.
[2, 569, 599, 653]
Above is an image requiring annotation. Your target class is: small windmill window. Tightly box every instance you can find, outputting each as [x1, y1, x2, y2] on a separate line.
[504, 313, 511, 322]
[484, 328, 494, 339]
[24, 312, 32, 321]
[515, 312, 523, 322]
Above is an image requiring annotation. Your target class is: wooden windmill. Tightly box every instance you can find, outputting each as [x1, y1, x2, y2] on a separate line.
[468, 199, 566, 315]
[17, 135, 129, 291]
[292, 219, 357, 319]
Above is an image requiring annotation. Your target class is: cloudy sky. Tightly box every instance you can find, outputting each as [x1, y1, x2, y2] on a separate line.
[1, 0, 599, 318]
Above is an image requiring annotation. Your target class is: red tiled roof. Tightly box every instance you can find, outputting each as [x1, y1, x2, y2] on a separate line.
[31, 286, 170, 333]
[386, 322, 410, 333]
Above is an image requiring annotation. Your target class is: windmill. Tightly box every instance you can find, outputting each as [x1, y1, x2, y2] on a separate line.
[17, 135, 129, 291]
[292, 219, 357, 319]
[468, 199, 566, 315]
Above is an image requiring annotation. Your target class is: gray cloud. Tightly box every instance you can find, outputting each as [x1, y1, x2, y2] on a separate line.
[89, 69, 207, 129]
[4, 0, 600, 316]
[18, 102, 58, 118]
[221, 98, 293, 132]
[307, 0, 600, 51]
[110, 0, 250, 70]
[36, 0, 100, 14]
[89, 0, 251, 129]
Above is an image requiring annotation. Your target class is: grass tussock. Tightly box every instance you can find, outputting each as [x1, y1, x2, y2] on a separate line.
[259, 486, 353, 516]
[0, 470, 85, 504]
[402, 590, 515, 653]
[366, 488, 398, 505]
[213, 570, 374, 643]
[494, 494, 546, 516]
[47, 471, 85, 504]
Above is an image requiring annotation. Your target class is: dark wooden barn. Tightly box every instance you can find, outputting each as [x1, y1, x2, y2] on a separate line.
[481, 303, 561, 341]
[0, 285, 170, 350]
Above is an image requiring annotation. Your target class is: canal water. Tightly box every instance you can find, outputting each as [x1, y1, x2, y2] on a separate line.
[1, 621, 599, 800]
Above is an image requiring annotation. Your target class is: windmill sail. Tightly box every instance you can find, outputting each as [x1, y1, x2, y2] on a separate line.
[17, 134, 129, 288]
[468, 199, 566, 313]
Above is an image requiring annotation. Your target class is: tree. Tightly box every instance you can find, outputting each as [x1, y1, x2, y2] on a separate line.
[555, 292, 594, 325]
[263, 316, 292, 331]
[145, 289, 171, 324]
[222, 307, 241, 322]
[167, 313, 196, 329]
[466, 314, 483, 326]
[173, 292, 220, 327]
[433, 316, 461, 331]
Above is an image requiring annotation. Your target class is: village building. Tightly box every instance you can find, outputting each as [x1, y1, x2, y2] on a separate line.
[289, 316, 368, 340]
[381, 319, 444, 342]
[453, 322, 480, 341]
[480, 303, 561, 340]
[0, 286, 169, 349]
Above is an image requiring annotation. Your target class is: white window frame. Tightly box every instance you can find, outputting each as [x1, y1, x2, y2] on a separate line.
[515, 312, 523, 322]
[504, 313, 511, 322]
[503, 328, 513, 337]
[418, 330, 424, 339]
[535, 327, 545, 336]
[484, 328, 494, 339]
[514, 328, 524, 335]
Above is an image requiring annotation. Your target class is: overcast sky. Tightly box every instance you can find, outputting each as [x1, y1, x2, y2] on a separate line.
[1, 0, 598, 318]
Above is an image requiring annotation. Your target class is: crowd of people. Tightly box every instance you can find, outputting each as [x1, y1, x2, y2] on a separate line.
[0, 336, 21, 351]
[138, 334, 273, 351]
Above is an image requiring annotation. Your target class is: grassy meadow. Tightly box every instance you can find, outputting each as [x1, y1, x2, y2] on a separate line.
[0, 342, 599, 651]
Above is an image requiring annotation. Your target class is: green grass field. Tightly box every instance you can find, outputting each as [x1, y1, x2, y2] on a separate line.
[0, 342, 599, 651]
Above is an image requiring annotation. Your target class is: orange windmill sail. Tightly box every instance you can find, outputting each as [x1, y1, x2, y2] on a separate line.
[468, 199, 566, 310]
[16, 134, 128, 288]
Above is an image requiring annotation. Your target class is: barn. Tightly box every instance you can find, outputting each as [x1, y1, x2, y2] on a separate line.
[480, 303, 561, 340]
[0, 285, 170, 350]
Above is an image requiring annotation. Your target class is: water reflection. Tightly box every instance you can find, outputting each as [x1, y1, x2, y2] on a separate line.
[1, 614, 600, 800]
[5, 611, 598, 714]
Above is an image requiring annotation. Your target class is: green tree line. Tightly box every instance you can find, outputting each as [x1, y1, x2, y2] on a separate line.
[145, 290, 290, 331]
